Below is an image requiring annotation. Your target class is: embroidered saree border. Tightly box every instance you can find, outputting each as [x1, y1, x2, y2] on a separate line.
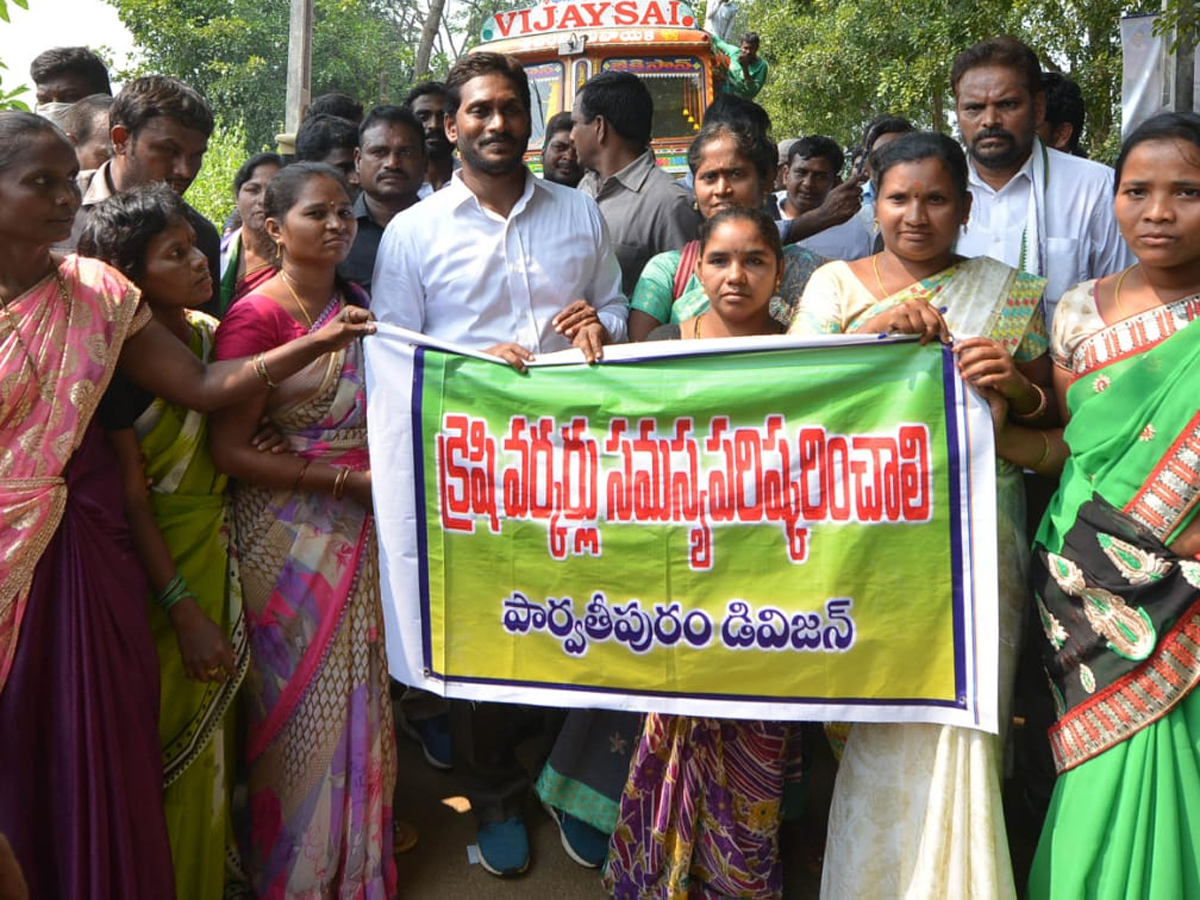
[1049, 601, 1200, 771]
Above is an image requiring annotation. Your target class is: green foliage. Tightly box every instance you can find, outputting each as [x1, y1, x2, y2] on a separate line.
[748, 0, 1156, 161]
[1153, 0, 1198, 52]
[0, 61, 30, 111]
[0, 0, 28, 23]
[107, 0, 419, 152]
[186, 118, 251, 229]
[0, 0, 30, 110]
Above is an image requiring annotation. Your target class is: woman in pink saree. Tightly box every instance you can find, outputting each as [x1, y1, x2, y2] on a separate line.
[211, 162, 397, 899]
[0, 113, 374, 899]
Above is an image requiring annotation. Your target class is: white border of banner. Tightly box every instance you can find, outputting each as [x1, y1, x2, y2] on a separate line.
[367, 325, 999, 733]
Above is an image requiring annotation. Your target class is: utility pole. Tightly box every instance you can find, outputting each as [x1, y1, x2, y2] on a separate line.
[285, 0, 314, 133]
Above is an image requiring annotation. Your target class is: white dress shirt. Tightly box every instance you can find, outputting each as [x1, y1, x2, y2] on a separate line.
[371, 169, 628, 351]
[956, 139, 1132, 325]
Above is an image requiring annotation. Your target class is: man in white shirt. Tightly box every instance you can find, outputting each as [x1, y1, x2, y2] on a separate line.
[370, 50, 626, 878]
[951, 36, 1131, 325]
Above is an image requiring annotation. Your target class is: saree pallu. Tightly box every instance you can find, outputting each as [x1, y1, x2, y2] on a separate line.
[231, 330, 397, 899]
[803, 256, 1046, 900]
[0, 256, 174, 898]
[136, 310, 250, 899]
[1028, 295, 1200, 899]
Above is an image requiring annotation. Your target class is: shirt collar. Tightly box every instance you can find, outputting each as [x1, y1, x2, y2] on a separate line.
[80, 159, 118, 207]
[446, 167, 540, 216]
[352, 191, 372, 222]
[966, 138, 1040, 195]
[601, 149, 657, 194]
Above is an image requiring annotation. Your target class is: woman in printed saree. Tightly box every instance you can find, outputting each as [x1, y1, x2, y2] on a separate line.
[210, 162, 398, 899]
[790, 131, 1057, 899]
[78, 184, 255, 899]
[603, 207, 806, 900]
[539, 125, 824, 867]
[625, 122, 825, 340]
[0, 113, 374, 900]
[1024, 112, 1200, 899]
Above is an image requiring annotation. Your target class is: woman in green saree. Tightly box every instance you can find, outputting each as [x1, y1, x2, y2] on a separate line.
[1024, 111, 1200, 899]
[790, 131, 1057, 899]
[81, 185, 255, 897]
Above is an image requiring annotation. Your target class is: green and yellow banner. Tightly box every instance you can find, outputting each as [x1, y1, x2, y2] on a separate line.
[368, 329, 1000, 732]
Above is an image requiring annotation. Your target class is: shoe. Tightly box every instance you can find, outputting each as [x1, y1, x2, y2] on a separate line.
[476, 817, 530, 876]
[543, 803, 609, 868]
[398, 712, 453, 770]
[392, 819, 419, 855]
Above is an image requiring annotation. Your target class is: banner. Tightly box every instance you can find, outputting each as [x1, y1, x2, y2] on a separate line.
[367, 328, 999, 733]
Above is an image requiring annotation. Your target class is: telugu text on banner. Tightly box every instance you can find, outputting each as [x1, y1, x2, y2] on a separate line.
[367, 328, 999, 732]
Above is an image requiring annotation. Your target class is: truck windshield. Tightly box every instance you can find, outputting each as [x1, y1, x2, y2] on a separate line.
[601, 57, 704, 141]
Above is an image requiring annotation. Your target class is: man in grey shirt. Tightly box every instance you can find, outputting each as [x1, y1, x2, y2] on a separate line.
[572, 70, 701, 297]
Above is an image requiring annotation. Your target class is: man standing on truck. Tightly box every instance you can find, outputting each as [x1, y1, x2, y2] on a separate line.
[710, 31, 768, 100]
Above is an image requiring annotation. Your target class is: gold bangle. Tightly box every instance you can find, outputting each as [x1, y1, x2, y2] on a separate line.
[253, 352, 278, 388]
[332, 466, 351, 501]
[1014, 383, 1047, 421]
[1035, 431, 1052, 469]
[293, 458, 311, 490]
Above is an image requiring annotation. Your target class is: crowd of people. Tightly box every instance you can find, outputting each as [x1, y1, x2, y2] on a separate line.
[0, 28, 1198, 900]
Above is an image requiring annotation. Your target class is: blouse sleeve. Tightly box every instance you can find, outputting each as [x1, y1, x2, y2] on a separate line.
[214, 293, 296, 361]
[630, 250, 682, 323]
[1049, 280, 1104, 370]
[788, 261, 852, 336]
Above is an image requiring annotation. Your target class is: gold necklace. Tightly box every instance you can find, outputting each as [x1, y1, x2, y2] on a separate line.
[280, 271, 316, 330]
[1113, 265, 1135, 320]
[693, 311, 704, 339]
[872, 253, 889, 299]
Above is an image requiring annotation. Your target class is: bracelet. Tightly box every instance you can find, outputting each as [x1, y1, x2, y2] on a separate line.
[332, 466, 351, 501]
[156, 573, 193, 614]
[1034, 431, 1053, 469]
[293, 458, 312, 490]
[253, 352, 278, 388]
[1014, 383, 1047, 421]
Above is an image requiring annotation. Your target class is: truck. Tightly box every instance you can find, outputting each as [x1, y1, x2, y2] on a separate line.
[474, 0, 721, 176]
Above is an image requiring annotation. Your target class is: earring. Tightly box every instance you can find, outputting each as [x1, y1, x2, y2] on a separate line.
[275, 239, 284, 258]
[962, 221, 969, 234]
[872, 219, 880, 236]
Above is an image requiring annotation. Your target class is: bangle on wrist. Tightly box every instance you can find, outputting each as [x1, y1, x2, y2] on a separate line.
[253, 352, 278, 388]
[293, 458, 311, 490]
[1034, 430, 1052, 469]
[332, 466, 351, 501]
[156, 573, 193, 615]
[1014, 383, 1047, 421]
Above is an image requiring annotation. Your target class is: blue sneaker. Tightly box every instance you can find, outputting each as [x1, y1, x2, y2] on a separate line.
[476, 816, 530, 877]
[544, 804, 609, 868]
[398, 712, 453, 771]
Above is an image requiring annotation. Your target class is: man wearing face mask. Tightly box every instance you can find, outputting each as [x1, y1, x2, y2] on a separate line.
[29, 46, 111, 124]
[951, 36, 1130, 327]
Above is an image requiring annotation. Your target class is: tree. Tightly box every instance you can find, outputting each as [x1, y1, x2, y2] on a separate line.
[107, 0, 419, 150]
[746, 0, 1157, 160]
[0, 0, 29, 111]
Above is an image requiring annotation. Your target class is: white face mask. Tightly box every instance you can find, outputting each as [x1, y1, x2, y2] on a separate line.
[35, 101, 74, 125]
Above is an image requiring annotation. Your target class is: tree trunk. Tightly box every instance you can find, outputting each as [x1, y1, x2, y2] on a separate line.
[413, 0, 446, 79]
